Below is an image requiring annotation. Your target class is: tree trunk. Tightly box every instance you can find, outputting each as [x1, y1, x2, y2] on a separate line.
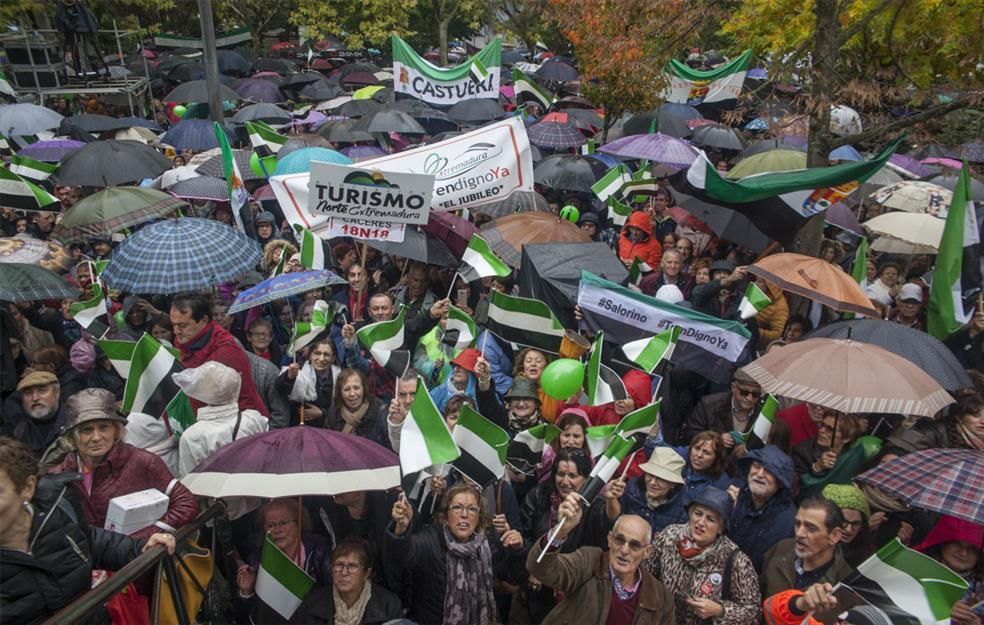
[439, 19, 450, 66]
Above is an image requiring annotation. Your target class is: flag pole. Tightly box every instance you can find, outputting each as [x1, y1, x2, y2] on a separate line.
[537, 515, 568, 563]
[445, 272, 459, 302]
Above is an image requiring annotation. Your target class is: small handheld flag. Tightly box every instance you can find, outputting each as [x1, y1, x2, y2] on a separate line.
[458, 234, 511, 283]
[255, 533, 315, 619]
[585, 332, 628, 406]
[621, 326, 681, 373]
[738, 281, 772, 320]
[400, 377, 460, 474]
[288, 300, 333, 356]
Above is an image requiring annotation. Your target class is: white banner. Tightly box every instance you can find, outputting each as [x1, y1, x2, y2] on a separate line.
[393, 62, 501, 106]
[326, 218, 405, 242]
[308, 162, 433, 225]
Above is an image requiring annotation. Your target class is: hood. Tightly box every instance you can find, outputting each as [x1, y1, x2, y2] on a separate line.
[737, 445, 794, 492]
[914, 515, 984, 554]
[623, 369, 652, 408]
[624, 210, 654, 237]
[121, 295, 145, 320]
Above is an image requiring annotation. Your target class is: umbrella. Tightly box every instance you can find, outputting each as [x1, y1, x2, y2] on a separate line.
[161, 119, 232, 152]
[887, 154, 934, 179]
[167, 61, 205, 83]
[923, 172, 984, 202]
[352, 85, 385, 100]
[741, 138, 807, 157]
[366, 226, 458, 267]
[340, 72, 380, 87]
[599, 133, 698, 169]
[17, 139, 85, 162]
[0, 263, 78, 302]
[828, 145, 863, 161]
[57, 140, 172, 187]
[318, 119, 373, 143]
[534, 154, 611, 192]
[352, 110, 426, 134]
[282, 71, 327, 89]
[669, 187, 773, 252]
[527, 121, 587, 149]
[869, 181, 952, 215]
[231, 103, 292, 124]
[855, 449, 984, 526]
[921, 156, 962, 170]
[747, 252, 879, 316]
[339, 145, 385, 160]
[409, 108, 458, 134]
[182, 427, 400, 499]
[479, 211, 591, 267]
[829, 105, 862, 136]
[534, 60, 579, 82]
[113, 126, 159, 144]
[164, 80, 241, 103]
[59, 114, 135, 135]
[235, 79, 285, 103]
[824, 202, 864, 235]
[741, 338, 954, 417]
[253, 58, 296, 74]
[0, 237, 74, 274]
[690, 124, 744, 151]
[475, 190, 550, 219]
[446, 99, 506, 125]
[273, 147, 352, 175]
[338, 63, 381, 80]
[0, 103, 64, 136]
[562, 109, 604, 131]
[228, 270, 348, 314]
[423, 212, 478, 258]
[955, 140, 984, 164]
[727, 149, 806, 178]
[301, 82, 345, 100]
[101, 218, 261, 294]
[165, 176, 230, 202]
[216, 49, 250, 74]
[53, 187, 186, 243]
[194, 149, 265, 181]
[337, 99, 382, 119]
[864, 212, 944, 254]
[806, 319, 972, 390]
[157, 165, 203, 189]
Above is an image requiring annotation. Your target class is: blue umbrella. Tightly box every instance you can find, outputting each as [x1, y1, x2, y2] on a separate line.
[828, 145, 863, 161]
[161, 119, 232, 152]
[228, 270, 348, 314]
[274, 147, 352, 175]
[17, 139, 85, 162]
[101, 218, 261, 294]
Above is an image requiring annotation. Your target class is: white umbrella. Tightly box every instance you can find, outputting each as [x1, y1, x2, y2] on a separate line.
[864, 212, 944, 254]
[869, 181, 953, 215]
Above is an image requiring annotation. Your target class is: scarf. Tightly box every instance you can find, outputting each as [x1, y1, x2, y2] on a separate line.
[956, 421, 984, 451]
[339, 401, 370, 434]
[333, 581, 371, 625]
[442, 526, 496, 625]
[676, 532, 707, 560]
[548, 490, 564, 529]
[861, 482, 909, 514]
[507, 410, 540, 435]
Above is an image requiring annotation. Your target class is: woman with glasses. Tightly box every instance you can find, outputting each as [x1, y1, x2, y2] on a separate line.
[275, 336, 341, 429]
[289, 537, 403, 625]
[646, 487, 762, 625]
[821, 483, 875, 567]
[385, 482, 524, 625]
[792, 412, 861, 480]
[235, 498, 334, 624]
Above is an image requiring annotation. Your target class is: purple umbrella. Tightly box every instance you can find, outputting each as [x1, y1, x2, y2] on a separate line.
[527, 121, 587, 149]
[234, 79, 285, 103]
[887, 154, 933, 178]
[290, 110, 328, 128]
[340, 145, 386, 160]
[181, 427, 401, 498]
[18, 139, 85, 162]
[424, 211, 479, 257]
[599, 133, 698, 168]
[824, 202, 863, 234]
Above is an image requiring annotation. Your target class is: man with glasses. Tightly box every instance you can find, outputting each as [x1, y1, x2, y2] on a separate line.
[682, 369, 763, 448]
[675, 237, 694, 273]
[528, 492, 676, 625]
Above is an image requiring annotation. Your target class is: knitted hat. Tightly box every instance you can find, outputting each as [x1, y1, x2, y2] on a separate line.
[822, 483, 870, 519]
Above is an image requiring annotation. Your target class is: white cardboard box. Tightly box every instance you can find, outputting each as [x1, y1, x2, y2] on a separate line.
[104, 488, 168, 535]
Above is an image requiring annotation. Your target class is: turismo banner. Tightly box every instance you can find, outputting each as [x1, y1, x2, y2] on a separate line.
[392, 35, 502, 106]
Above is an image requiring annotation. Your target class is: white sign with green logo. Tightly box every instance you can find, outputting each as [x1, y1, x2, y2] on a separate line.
[392, 35, 502, 106]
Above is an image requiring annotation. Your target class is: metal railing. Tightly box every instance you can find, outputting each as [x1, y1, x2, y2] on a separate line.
[41, 502, 225, 625]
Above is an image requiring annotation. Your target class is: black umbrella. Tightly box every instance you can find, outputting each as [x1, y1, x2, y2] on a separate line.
[668, 186, 773, 253]
[535, 59, 579, 83]
[337, 99, 382, 119]
[807, 319, 972, 391]
[534, 154, 610, 192]
[691, 123, 745, 151]
[317, 119, 373, 144]
[231, 103, 292, 124]
[409, 108, 458, 135]
[300, 82, 343, 100]
[371, 87, 394, 104]
[253, 58, 297, 74]
[235, 79, 285, 103]
[168, 61, 205, 83]
[338, 62, 381, 80]
[446, 99, 505, 124]
[59, 114, 132, 134]
[57, 140, 172, 187]
[502, 49, 530, 66]
[165, 80, 241, 103]
[353, 110, 425, 134]
[366, 226, 457, 267]
[283, 71, 327, 88]
[216, 49, 251, 75]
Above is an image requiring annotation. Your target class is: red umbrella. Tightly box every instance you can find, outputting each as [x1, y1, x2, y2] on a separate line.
[424, 212, 478, 258]
[667, 206, 713, 234]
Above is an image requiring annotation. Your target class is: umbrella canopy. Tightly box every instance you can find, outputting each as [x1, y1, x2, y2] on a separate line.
[340, 71, 380, 87]
[235, 79, 285, 103]
[855, 449, 984, 526]
[0, 237, 74, 274]
[337, 99, 382, 119]
[231, 103, 292, 124]
[446, 99, 506, 125]
[741, 338, 954, 417]
[955, 140, 984, 163]
[352, 85, 385, 100]
[59, 114, 134, 135]
[527, 121, 587, 149]
[228, 270, 348, 314]
[253, 58, 296, 74]
[727, 149, 806, 178]
[534, 154, 610, 192]
[423, 211, 478, 258]
[57, 140, 172, 187]
[864, 212, 944, 254]
[182, 427, 400, 499]
[921, 156, 962, 170]
[409, 108, 458, 135]
[164, 80, 241, 103]
[273, 147, 352, 175]
[479, 211, 591, 267]
[690, 124, 744, 151]
[54, 187, 186, 242]
[161, 119, 231, 152]
[741, 138, 807, 157]
[534, 59, 579, 82]
[475, 190, 550, 219]
[0, 103, 64, 136]
[101, 218, 261, 294]
[194, 148, 265, 181]
[599, 133, 698, 168]
[216, 49, 251, 74]
[352, 110, 426, 134]
[339, 145, 385, 160]
[824, 202, 863, 235]
[828, 145, 863, 161]
[887, 154, 934, 179]
[366, 226, 458, 267]
[869, 181, 952, 215]
[923, 172, 984, 202]
[748, 252, 879, 316]
[165, 176, 229, 202]
[318, 119, 373, 144]
[669, 187, 773, 252]
[17, 139, 85, 162]
[807, 319, 972, 390]
[0, 263, 78, 302]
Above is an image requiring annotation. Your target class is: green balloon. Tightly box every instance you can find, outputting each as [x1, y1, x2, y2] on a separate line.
[540, 358, 584, 400]
[249, 152, 275, 178]
[173, 104, 187, 118]
[559, 204, 580, 224]
[114, 310, 125, 330]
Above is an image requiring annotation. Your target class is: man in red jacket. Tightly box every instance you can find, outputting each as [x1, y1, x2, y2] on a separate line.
[170, 293, 269, 416]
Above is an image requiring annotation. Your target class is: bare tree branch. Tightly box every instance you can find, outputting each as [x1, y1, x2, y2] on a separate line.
[828, 93, 982, 149]
[835, 0, 897, 47]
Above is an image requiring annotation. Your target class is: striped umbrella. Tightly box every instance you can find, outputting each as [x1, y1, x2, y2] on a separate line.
[161, 119, 233, 152]
[599, 133, 698, 168]
[0, 263, 78, 302]
[527, 121, 587, 149]
[166, 176, 230, 202]
[53, 187, 186, 243]
[101, 217, 261, 294]
[0, 166, 59, 211]
[741, 338, 954, 417]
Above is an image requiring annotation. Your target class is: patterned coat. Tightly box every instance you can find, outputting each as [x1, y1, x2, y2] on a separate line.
[644, 523, 762, 625]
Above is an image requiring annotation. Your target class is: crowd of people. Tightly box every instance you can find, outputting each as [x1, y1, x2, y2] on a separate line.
[1, 39, 983, 625]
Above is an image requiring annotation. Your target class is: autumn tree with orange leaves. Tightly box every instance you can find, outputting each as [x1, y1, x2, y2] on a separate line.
[543, 0, 721, 140]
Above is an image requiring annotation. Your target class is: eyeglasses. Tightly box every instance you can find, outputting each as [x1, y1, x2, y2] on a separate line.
[842, 520, 863, 530]
[263, 519, 296, 531]
[448, 503, 481, 516]
[332, 562, 365, 574]
[610, 533, 647, 553]
[733, 386, 762, 398]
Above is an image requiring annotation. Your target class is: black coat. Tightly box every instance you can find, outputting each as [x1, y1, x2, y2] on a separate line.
[0, 476, 146, 625]
[682, 391, 734, 443]
[287, 582, 403, 625]
[0, 394, 67, 459]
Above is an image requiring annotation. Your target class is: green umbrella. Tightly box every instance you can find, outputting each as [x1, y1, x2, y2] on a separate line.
[0, 263, 78, 302]
[726, 149, 807, 179]
[53, 187, 187, 244]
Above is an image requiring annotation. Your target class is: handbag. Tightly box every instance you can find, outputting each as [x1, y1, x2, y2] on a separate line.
[156, 539, 215, 625]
